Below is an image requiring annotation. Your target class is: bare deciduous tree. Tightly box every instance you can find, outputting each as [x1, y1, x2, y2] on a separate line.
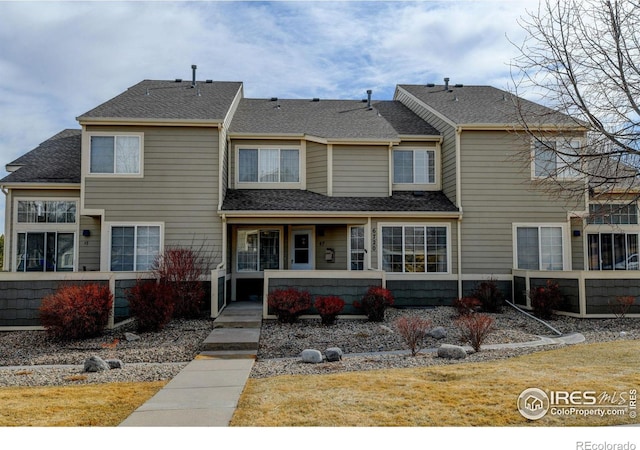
[510, 0, 640, 201]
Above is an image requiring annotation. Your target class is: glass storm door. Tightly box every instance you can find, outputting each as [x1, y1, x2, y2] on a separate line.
[291, 229, 313, 270]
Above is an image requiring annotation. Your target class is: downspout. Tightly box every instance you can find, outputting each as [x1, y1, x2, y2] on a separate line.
[456, 127, 463, 298]
[388, 142, 394, 196]
[217, 213, 227, 271]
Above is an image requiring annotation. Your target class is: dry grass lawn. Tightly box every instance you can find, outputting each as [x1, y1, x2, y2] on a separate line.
[231, 340, 640, 427]
[0, 381, 166, 426]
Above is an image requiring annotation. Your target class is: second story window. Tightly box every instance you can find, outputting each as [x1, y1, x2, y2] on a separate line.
[238, 148, 300, 183]
[393, 149, 435, 184]
[587, 204, 638, 225]
[90, 135, 141, 174]
[533, 139, 581, 179]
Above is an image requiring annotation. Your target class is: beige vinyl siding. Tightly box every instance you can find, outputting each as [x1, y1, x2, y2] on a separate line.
[458, 130, 585, 274]
[306, 141, 327, 195]
[394, 89, 457, 204]
[316, 225, 347, 270]
[570, 217, 584, 270]
[78, 216, 101, 271]
[332, 145, 388, 197]
[84, 126, 223, 257]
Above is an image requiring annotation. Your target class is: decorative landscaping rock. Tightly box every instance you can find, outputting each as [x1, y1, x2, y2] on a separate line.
[437, 344, 467, 360]
[106, 359, 124, 369]
[429, 326, 447, 340]
[325, 347, 343, 362]
[125, 332, 140, 342]
[301, 349, 323, 364]
[84, 355, 110, 372]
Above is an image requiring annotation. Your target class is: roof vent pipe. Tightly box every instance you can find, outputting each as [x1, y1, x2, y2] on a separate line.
[366, 89, 372, 109]
[444, 77, 450, 90]
[191, 64, 197, 88]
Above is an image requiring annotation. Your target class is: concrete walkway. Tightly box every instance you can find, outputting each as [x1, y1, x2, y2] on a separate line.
[119, 301, 262, 427]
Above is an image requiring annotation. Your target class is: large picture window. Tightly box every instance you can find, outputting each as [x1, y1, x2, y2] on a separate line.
[237, 229, 280, 272]
[587, 204, 638, 225]
[533, 139, 581, 179]
[110, 225, 160, 271]
[90, 135, 141, 174]
[238, 148, 299, 183]
[393, 149, 435, 184]
[16, 232, 74, 272]
[515, 225, 564, 270]
[588, 233, 639, 270]
[381, 225, 448, 273]
[17, 200, 76, 224]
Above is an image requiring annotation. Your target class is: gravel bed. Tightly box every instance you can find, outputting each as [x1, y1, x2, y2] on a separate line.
[0, 307, 638, 386]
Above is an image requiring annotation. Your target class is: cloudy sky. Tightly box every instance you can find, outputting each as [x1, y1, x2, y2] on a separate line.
[0, 0, 540, 235]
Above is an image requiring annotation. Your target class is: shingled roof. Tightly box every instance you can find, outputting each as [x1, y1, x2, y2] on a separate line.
[1, 129, 81, 184]
[222, 189, 458, 213]
[398, 84, 580, 127]
[228, 98, 440, 141]
[77, 80, 243, 122]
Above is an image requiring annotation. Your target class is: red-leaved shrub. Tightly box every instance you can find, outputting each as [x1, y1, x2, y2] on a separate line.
[394, 316, 432, 356]
[529, 280, 564, 320]
[354, 286, 394, 322]
[608, 295, 635, 319]
[452, 297, 481, 316]
[39, 283, 113, 341]
[314, 295, 345, 325]
[127, 280, 174, 332]
[456, 313, 494, 352]
[268, 288, 312, 323]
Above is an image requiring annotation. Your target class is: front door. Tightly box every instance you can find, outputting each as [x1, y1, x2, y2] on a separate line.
[291, 229, 314, 270]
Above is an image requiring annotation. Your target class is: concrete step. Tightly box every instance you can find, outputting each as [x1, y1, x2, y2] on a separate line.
[196, 350, 258, 360]
[202, 328, 260, 352]
[213, 315, 262, 329]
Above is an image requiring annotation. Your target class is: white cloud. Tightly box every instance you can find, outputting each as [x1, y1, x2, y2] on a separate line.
[0, 0, 539, 237]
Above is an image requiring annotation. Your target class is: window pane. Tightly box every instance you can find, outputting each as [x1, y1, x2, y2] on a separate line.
[259, 231, 280, 270]
[259, 149, 279, 182]
[136, 226, 160, 270]
[25, 233, 45, 272]
[91, 136, 115, 173]
[16, 233, 26, 271]
[557, 140, 580, 178]
[540, 227, 563, 270]
[111, 226, 135, 271]
[237, 230, 258, 271]
[56, 233, 74, 271]
[382, 226, 403, 272]
[404, 226, 425, 272]
[393, 151, 413, 183]
[601, 234, 613, 270]
[280, 150, 299, 182]
[426, 226, 447, 272]
[628, 235, 639, 270]
[588, 234, 600, 270]
[350, 226, 365, 271]
[115, 136, 140, 174]
[239, 149, 258, 182]
[517, 227, 540, 270]
[534, 141, 556, 177]
[414, 151, 428, 184]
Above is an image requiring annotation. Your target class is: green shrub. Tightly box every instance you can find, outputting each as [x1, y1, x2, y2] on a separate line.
[354, 286, 394, 322]
[39, 283, 113, 341]
[127, 280, 174, 332]
[314, 295, 345, 325]
[268, 288, 312, 323]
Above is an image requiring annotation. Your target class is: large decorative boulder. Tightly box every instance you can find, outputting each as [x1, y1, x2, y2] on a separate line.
[325, 347, 343, 362]
[301, 349, 323, 364]
[437, 344, 467, 360]
[429, 326, 447, 340]
[106, 359, 124, 369]
[84, 355, 110, 372]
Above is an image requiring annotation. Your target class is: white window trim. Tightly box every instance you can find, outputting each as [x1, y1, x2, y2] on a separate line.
[235, 226, 284, 273]
[586, 201, 639, 226]
[377, 222, 451, 274]
[12, 197, 79, 272]
[234, 145, 304, 189]
[103, 222, 164, 272]
[84, 131, 144, 178]
[512, 223, 570, 271]
[531, 137, 583, 181]
[348, 225, 367, 271]
[391, 147, 441, 191]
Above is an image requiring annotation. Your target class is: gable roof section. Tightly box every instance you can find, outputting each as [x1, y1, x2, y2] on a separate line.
[228, 98, 440, 142]
[1, 129, 81, 185]
[222, 189, 458, 214]
[398, 84, 580, 129]
[77, 80, 243, 123]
